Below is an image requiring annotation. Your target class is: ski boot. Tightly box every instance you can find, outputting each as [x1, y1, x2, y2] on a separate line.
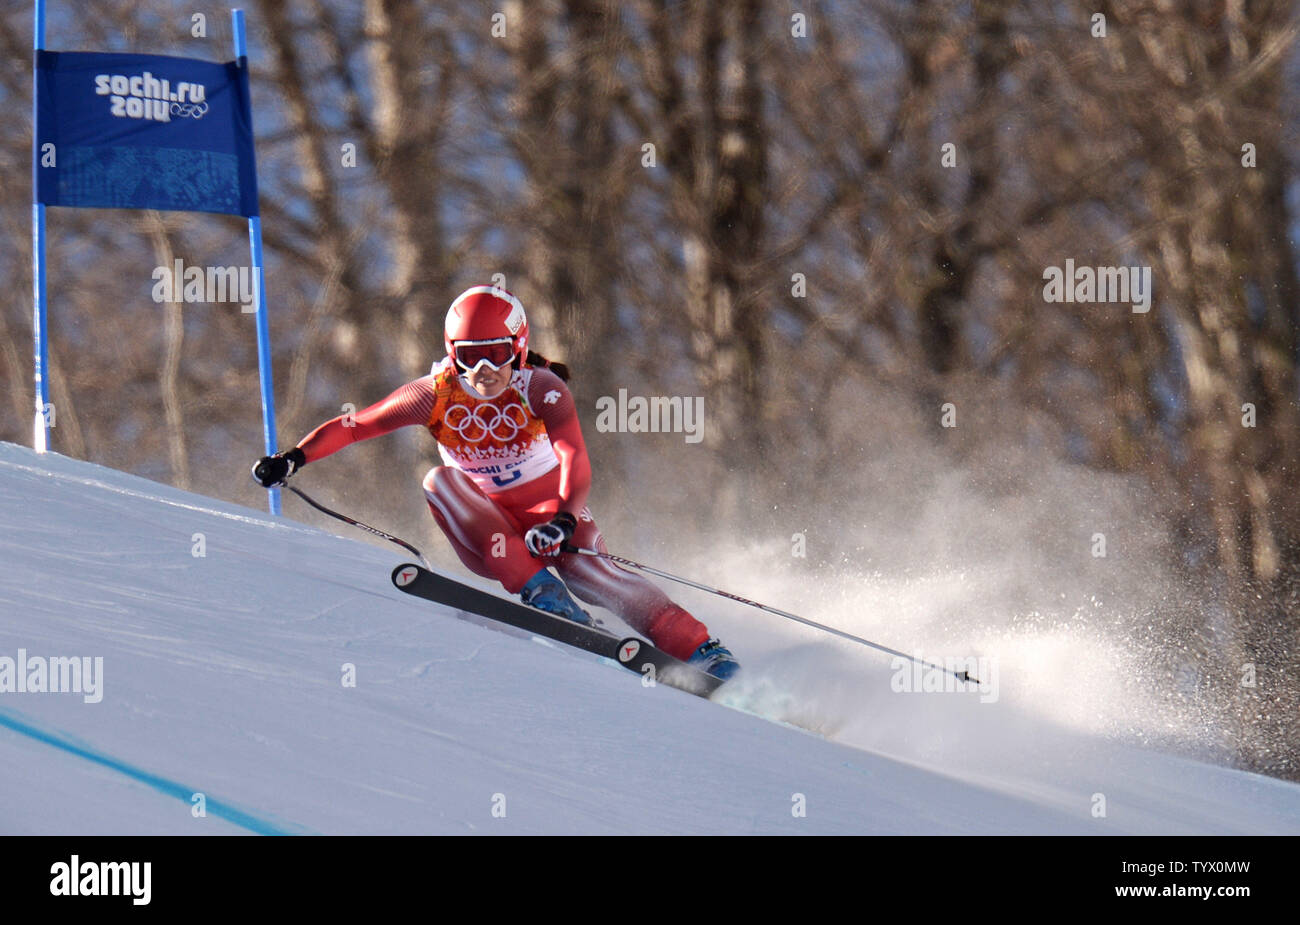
[520, 568, 594, 626]
[689, 638, 740, 681]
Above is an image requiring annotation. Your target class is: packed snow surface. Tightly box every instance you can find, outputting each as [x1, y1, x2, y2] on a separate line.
[1, 442, 1296, 834]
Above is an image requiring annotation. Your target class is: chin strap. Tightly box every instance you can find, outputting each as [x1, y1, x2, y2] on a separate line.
[457, 369, 518, 399]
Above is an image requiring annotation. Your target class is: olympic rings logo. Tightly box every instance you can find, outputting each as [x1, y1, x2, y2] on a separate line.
[170, 101, 209, 119]
[444, 402, 529, 443]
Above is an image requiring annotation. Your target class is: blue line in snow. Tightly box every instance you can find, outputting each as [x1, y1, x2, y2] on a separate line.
[0, 707, 304, 835]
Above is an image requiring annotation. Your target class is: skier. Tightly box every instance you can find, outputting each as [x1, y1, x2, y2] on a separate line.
[252, 285, 739, 680]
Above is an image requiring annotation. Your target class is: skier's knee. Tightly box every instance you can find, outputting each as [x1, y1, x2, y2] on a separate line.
[422, 465, 474, 501]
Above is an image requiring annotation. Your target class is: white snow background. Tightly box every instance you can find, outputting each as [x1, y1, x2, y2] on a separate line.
[1, 441, 1297, 835]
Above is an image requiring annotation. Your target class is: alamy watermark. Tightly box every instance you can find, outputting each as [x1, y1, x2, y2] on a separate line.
[1042, 260, 1152, 313]
[890, 652, 999, 703]
[50, 856, 150, 905]
[152, 259, 260, 312]
[594, 389, 704, 444]
[0, 649, 103, 703]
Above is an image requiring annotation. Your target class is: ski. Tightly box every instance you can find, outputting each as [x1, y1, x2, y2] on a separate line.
[390, 563, 725, 698]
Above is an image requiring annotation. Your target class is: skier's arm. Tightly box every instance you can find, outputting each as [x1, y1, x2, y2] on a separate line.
[295, 377, 438, 463]
[529, 369, 591, 517]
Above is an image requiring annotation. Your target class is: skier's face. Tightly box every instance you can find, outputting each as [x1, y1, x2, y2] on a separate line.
[463, 363, 511, 398]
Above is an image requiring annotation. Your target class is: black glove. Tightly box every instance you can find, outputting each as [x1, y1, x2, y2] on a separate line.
[251, 447, 306, 488]
[524, 511, 578, 556]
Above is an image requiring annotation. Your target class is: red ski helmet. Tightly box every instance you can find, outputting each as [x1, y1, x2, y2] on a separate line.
[443, 285, 530, 371]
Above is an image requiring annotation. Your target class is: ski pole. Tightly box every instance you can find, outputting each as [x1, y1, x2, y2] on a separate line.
[562, 544, 979, 684]
[285, 483, 432, 570]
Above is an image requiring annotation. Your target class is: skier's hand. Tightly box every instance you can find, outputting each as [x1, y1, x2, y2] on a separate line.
[251, 447, 306, 488]
[524, 511, 577, 556]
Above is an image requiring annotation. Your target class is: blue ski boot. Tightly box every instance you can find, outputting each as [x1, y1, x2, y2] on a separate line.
[520, 568, 594, 626]
[689, 638, 740, 681]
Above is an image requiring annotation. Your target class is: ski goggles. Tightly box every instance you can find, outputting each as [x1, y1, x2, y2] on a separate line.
[453, 339, 517, 373]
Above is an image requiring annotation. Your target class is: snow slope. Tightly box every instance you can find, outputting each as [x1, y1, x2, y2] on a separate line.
[1, 441, 1297, 834]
